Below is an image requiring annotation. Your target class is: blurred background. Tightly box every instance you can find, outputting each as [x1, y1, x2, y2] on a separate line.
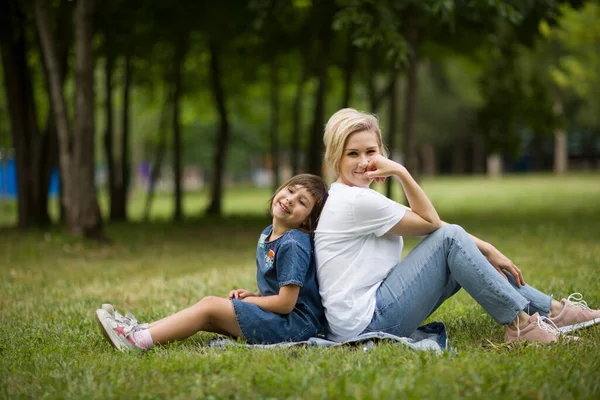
[1, 0, 599, 236]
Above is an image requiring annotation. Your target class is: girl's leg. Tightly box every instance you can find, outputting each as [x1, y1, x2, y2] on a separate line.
[148, 296, 243, 345]
[365, 224, 530, 337]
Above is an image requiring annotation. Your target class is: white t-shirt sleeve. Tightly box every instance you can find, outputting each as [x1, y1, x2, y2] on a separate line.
[352, 189, 406, 237]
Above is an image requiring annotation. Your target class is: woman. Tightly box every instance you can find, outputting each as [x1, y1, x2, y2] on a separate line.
[314, 108, 600, 343]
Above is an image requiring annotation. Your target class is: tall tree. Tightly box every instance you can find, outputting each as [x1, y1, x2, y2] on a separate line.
[35, 0, 103, 237]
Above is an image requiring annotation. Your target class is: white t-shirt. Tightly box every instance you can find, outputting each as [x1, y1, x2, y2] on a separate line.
[314, 182, 406, 341]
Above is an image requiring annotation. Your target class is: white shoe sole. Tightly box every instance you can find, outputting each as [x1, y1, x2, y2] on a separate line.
[558, 317, 600, 333]
[96, 309, 127, 351]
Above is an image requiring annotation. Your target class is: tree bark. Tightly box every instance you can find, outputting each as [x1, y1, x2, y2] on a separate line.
[71, 0, 103, 236]
[553, 100, 568, 175]
[171, 37, 187, 221]
[553, 130, 568, 175]
[206, 39, 230, 216]
[36, 0, 103, 237]
[269, 58, 281, 192]
[1, 1, 39, 228]
[487, 153, 503, 178]
[104, 39, 117, 220]
[402, 5, 420, 180]
[113, 47, 132, 221]
[34, 0, 69, 226]
[144, 92, 171, 221]
[421, 143, 436, 177]
[472, 134, 486, 174]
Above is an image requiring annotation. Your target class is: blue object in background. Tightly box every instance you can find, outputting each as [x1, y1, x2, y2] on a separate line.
[0, 157, 60, 199]
[48, 168, 60, 198]
[6, 158, 17, 198]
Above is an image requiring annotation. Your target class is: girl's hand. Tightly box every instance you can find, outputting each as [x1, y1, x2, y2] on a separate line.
[364, 155, 403, 183]
[485, 245, 526, 287]
[228, 289, 256, 300]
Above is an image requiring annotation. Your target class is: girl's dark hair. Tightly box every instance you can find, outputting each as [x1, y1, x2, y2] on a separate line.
[269, 174, 329, 233]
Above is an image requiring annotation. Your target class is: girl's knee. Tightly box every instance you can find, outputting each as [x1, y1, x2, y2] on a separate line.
[198, 296, 229, 318]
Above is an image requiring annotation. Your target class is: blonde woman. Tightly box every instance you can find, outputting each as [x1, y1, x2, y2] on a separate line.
[314, 108, 600, 344]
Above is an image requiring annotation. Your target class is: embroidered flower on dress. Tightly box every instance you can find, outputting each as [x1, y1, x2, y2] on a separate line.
[265, 248, 275, 268]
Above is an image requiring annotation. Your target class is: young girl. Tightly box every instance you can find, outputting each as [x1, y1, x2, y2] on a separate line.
[96, 174, 329, 351]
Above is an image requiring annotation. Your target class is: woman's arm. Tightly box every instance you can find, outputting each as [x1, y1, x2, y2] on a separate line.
[463, 227, 525, 287]
[365, 155, 442, 236]
[241, 285, 300, 314]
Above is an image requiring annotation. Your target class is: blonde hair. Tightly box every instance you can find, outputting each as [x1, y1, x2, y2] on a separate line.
[323, 108, 387, 177]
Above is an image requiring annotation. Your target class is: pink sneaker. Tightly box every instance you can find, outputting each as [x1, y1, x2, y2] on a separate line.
[505, 313, 561, 343]
[550, 292, 600, 333]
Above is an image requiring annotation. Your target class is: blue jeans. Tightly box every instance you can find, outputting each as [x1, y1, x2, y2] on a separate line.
[363, 224, 553, 337]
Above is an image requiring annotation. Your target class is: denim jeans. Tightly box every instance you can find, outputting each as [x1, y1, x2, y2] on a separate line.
[363, 224, 553, 337]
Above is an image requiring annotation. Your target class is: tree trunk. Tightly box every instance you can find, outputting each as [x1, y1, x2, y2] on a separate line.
[104, 41, 117, 220]
[113, 48, 132, 221]
[37, 0, 103, 237]
[35, 0, 70, 226]
[487, 153, 503, 178]
[1, 1, 40, 228]
[553, 130, 568, 175]
[143, 93, 171, 221]
[452, 128, 467, 174]
[172, 37, 187, 221]
[291, 63, 308, 176]
[270, 58, 281, 192]
[341, 33, 356, 108]
[553, 100, 568, 175]
[385, 72, 398, 199]
[206, 39, 230, 216]
[472, 134, 486, 174]
[421, 143, 436, 177]
[71, 0, 103, 237]
[307, 10, 334, 177]
[402, 5, 420, 180]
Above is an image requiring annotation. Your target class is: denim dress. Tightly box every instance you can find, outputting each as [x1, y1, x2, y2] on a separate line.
[231, 226, 324, 344]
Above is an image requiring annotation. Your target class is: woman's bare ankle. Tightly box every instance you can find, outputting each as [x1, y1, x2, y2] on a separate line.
[507, 311, 530, 330]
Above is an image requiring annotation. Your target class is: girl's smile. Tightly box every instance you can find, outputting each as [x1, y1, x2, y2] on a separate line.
[271, 185, 314, 231]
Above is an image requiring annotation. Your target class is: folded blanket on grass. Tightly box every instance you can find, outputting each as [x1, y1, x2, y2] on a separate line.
[208, 322, 450, 354]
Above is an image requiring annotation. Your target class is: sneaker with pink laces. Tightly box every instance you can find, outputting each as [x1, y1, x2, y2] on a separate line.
[505, 312, 561, 343]
[550, 292, 600, 333]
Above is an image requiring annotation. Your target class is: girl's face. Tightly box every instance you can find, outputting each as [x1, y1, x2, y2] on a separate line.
[271, 185, 315, 230]
[337, 130, 381, 188]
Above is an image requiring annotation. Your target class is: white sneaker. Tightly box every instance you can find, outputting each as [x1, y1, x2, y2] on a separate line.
[96, 308, 146, 352]
[101, 304, 146, 329]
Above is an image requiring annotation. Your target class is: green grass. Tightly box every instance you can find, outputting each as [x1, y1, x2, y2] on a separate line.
[1, 174, 600, 399]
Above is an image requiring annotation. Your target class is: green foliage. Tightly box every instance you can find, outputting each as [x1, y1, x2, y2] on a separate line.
[2, 174, 600, 398]
[543, 2, 600, 128]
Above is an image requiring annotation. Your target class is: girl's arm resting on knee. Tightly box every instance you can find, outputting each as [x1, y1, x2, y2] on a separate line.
[241, 285, 300, 314]
[228, 289, 261, 299]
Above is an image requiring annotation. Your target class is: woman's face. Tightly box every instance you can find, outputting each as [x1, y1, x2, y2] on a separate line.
[337, 130, 381, 188]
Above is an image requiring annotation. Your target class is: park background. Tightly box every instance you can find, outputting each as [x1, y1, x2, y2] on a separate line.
[1, 0, 600, 398]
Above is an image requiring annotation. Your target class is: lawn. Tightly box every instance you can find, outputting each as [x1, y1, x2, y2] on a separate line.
[1, 173, 600, 399]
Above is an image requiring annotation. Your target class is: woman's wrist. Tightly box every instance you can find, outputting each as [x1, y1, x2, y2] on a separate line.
[393, 164, 408, 179]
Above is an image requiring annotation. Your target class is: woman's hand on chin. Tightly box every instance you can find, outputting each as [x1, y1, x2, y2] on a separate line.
[365, 155, 404, 181]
